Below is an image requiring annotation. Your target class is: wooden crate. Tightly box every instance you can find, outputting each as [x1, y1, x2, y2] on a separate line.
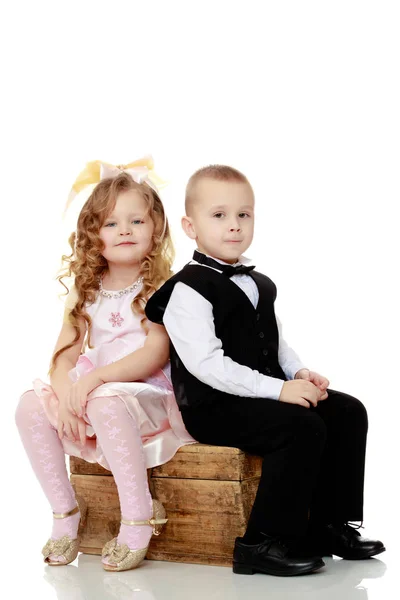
[70, 444, 262, 566]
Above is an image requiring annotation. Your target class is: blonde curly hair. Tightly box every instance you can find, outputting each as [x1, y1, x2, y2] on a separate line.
[50, 172, 174, 373]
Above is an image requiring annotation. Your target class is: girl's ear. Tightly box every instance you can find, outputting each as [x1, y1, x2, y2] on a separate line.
[181, 215, 197, 240]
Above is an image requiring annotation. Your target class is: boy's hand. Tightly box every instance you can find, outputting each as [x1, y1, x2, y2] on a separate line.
[279, 380, 324, 408]
[295, 369, 329, 400]
[57, 401, 87, 446]
[66, 371, 105, 418]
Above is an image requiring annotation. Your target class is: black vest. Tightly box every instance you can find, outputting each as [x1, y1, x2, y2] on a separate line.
[145, 265, 287, 408]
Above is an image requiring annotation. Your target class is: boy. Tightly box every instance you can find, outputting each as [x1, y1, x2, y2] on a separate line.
[145, 165, 385, 577]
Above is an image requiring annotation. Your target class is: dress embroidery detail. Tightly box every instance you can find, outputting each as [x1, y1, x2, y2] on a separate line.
[109, 312, 124, 327]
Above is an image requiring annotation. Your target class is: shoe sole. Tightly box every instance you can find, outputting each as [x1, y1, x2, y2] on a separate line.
[340, 546, 386, 560]
[233, 559, 325, 577]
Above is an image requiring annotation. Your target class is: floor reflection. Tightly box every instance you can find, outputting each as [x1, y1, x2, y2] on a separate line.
[42, 553, 388, 600]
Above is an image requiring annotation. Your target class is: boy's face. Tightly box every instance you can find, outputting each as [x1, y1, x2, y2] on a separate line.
[182, 178, 255, 264]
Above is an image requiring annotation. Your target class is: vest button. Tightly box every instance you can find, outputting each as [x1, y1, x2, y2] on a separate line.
[263, 349, 268, 356]
[264, 366, 271, 374]
[259, 332, 264, 338]
[256, 313, 260, 321]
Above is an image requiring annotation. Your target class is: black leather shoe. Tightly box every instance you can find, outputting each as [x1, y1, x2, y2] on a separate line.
[233, 535, 325, 577]
[312, 523, 386, 560]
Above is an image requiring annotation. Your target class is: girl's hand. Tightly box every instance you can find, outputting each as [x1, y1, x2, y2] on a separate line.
[57, 402, 87, 446]
[295, 369, 330, 400]
[66, 371, 105, 417]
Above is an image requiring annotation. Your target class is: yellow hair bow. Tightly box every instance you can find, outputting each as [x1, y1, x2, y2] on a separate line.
[64, 156, 166, 214]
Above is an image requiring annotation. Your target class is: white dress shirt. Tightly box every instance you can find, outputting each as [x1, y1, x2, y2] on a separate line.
[163, 253, 307, 401]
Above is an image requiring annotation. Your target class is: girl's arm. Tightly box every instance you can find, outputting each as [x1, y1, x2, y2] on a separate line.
[50, 316, 86, 404]
[96, 322, 170, 383]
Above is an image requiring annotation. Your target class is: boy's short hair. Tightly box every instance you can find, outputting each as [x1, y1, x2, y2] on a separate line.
[185, 164, 250, 215]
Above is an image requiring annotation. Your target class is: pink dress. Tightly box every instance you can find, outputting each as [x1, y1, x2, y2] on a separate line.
[30, 280, 195, 469]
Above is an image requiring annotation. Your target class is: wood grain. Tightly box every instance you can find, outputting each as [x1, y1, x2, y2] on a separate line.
[70, 443, 262, 480]
[70, 444, 261, 565]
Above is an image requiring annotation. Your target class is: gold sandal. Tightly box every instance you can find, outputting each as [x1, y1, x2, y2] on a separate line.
[42, 496, 87, 566]
[102, 499, 167, 572]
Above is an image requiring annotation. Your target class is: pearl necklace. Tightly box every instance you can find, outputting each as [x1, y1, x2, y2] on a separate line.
[99, 276, 144, 299]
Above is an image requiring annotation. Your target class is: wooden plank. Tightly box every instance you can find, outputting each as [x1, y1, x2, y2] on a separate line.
[70, 445, 262, 481]
[70, 458, 110, 476]
[152, 450, 262, 481]
[150, 477, 248, 514]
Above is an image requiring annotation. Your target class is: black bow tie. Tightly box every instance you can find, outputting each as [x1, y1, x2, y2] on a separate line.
[193, 250, 255, 278]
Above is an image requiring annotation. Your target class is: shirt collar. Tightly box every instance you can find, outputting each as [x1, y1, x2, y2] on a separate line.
[195, 249, 252, 267]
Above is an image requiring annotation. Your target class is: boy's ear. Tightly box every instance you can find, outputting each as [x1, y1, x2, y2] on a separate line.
[181, 215, 197, 240]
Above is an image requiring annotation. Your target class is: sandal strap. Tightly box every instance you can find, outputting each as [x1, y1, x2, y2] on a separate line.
[53, 505, 80, 519]
[121, 516, 168, 526]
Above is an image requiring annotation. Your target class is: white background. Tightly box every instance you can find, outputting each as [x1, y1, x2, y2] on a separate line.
[1, 0, 399, 593]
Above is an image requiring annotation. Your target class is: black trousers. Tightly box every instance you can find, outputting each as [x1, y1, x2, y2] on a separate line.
[181, 389, 368, 538]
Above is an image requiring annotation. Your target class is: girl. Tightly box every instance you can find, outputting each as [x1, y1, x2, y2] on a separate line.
[15, 158, 194, 572]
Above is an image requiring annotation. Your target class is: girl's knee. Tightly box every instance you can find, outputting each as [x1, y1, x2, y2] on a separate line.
[15, 390, 41, 429]
[86, 395, 125, 420]
[85, 397, 100, 421]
